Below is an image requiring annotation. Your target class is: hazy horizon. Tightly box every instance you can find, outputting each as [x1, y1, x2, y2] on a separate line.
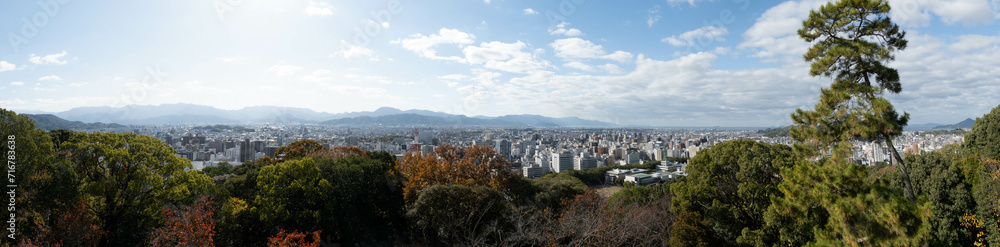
[3, 0, 999, 127]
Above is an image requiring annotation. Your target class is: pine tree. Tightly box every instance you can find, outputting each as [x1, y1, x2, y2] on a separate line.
[791, 0, 915, 201]
[769, 1, 933, 245]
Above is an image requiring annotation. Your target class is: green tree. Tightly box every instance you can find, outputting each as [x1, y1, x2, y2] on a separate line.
[962, 106, 1000, 245]
[406, 184, 510, 245]
[885, 151, 976, 246]
[254, 158, 336, 235]
[670, 139, 796, 246]
[253, 154, 405, 245]
[518, 177, 589, 211]
[962, 104, 1000, 160]
[670, 211, 720, 247]
[609, 183, 667, 207]
[63, 132, 213, 246]
[47, 129, 74, 149]
[792, 0, 915, 201]
[774, 0, 934, 245]
[202, 161, 234, 177]
[971, 157, 1000, 245]
[1, 109, 81, 245]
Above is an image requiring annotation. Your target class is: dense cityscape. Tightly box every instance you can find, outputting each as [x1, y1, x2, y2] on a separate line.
[106, 124, 966, 180]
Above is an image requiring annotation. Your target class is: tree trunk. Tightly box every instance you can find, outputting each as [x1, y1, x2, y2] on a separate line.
[884, 138, 916, 202]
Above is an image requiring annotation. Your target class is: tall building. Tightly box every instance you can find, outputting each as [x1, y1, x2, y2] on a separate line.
[625, 152, 640, 165]
[574, 152, 598, 171]
[551, 151, 574, 173]
[239, 139, 253, 163]
[495, 139, 511, 161]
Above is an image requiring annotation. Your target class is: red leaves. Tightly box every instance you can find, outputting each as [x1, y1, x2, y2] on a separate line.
[266, 230, 322, 247]
[148, 196, 216, 247]
[19, 200, 103, 247]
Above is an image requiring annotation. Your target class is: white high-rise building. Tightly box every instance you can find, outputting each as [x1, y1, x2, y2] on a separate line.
[535, 154, 550, 172]
[625, 152, 640, 165]
[551, 151, 574, 173]
[574, 152, 598, 171]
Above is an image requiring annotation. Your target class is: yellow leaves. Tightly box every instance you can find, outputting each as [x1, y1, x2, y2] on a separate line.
[961, 214, 986, 247]
[229, 197, 248, 216]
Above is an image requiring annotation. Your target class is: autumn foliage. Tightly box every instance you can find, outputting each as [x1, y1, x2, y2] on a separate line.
[147, 196, 216, 246]
[19, 200, 103, 247]
[397, 145, 517, 202]
[266, 230, 322, 247]
[498, 190, 674, 246]
[306, 146, 367, 160]
[274, 139, 328, 160]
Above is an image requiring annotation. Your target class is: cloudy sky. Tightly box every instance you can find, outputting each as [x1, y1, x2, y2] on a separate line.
[1, 0, 998, 127]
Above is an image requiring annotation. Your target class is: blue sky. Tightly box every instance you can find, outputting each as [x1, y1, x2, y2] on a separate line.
[1, 0, 999, 127]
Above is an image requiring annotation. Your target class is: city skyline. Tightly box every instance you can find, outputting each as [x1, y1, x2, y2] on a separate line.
[2, 0, 999, 127]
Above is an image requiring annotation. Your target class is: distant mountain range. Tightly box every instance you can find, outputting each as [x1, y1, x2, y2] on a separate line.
[36, 104, 618, 127]
[933, 118, 975, 130]
[26, 114, 126, 131]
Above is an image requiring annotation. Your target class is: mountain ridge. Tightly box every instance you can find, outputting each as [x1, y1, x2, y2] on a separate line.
[45, 104, 617, 127]
[932, 118, 975, 130]
[25, 114, 126, 131]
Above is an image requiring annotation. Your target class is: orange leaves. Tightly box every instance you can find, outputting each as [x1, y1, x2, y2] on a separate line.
[266, 230, 322, 247]
[274, 139, 328, 161]
[397, 145, 516, 203]
[148, 196, 216, 247]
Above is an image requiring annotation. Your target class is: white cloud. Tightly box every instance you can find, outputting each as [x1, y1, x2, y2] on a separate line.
[564, 61, 595, 71]
[523, 8, 538, 15]
[713, 46, 732, 55]
[457, 52, 826, 126]
[268, 65, 304, 76]
[38, 75, 62, 81]
[740, 0, 998, 61]
[647, 5, 661, 27]
[886, 33, 1000, 123]
[306, 1, 333, 16]
[738, 0, 827, 60]
[10, 81, 23, 86]
[439, 74, 469, 81]
[392, 28, 476, 61]
[29, 51, 69, 65]
[484, 0, 491, 3]
[331, 41, 376, 60]
[549, 38, 633, 62]
[889, 0, 999, 27]
[662, 26, 729, 47]
[599, 64, 623, 74]
[463, 41, 552, 73]
[561, 62, 622, 74]
[69, 82, 88, 87]
[0, 61, 15, 72]
[949, 34, 1000, 53]
[548, 22, 583, 37]
[301, 69, 334, 83]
